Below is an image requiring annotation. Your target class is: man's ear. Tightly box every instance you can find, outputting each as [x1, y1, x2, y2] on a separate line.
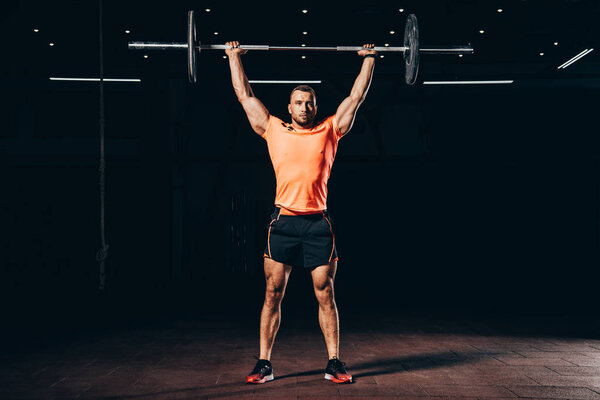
[288, 104, 292, 115]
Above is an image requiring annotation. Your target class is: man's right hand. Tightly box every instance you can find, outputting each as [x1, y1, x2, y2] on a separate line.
[225, 41, 248, 57]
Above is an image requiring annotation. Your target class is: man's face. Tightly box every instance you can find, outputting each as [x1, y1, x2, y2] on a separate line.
[288, 90, 317, 127]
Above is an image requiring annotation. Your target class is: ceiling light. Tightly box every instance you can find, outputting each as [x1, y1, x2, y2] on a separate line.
[423, 80, 514, 85]
[125, 29, 131, 34]
[49, 77, 141, 82]
[214, 32, 218, 35]
[143, 54, 148, 58]
[384, 43, 389, 47]
[302, 9, 308, 14]
[399, 8, 404, 12]
[479, 30, 485, 34]
[389, 30, 395, 35]
[459, 54, 463, 58]
[380, 55, 384, 58]
[223, 56, 227, 59]
[33, 28, 39, 33]
[539, 52, 544, 56]
[248, 80, 321, 84]
[301, 55, 306, 59]
[301, 44, 306, 47]
[205, 8, 211, 12]
[557, 48, 594, 69]
[497, 9, 503, 13]
[49, 42, 55, 46]
[302, 31, 308, 35]
[554, 42, 558, 46]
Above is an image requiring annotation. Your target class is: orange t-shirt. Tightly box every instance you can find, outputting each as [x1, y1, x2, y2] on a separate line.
[261, 114, 343, 214]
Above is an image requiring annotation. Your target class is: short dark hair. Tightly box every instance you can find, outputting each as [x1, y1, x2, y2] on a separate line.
[289, 85, 316, 103]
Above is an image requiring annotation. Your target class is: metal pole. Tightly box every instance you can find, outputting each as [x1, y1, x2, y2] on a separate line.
[97, 0, 109, 291]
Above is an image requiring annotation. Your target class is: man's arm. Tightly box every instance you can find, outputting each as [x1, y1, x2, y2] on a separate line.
[335, 44, 377, 136]
[226, 41, 269, 136]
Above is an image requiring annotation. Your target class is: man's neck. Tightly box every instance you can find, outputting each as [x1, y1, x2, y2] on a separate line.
[291, 120, 314, 130]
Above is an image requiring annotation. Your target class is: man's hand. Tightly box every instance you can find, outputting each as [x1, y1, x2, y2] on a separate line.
[225, 41, 248, 57]
[357, 43, 377, 57]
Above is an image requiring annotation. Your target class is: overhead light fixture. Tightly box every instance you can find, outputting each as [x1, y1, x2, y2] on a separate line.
[125, 29, 131, 34]
[389, 30, 395, 35]
[302, 9, 308, 14]
[222, 55, 227, 59]
[302, 31, 308, 35]
[557, 48, 594, 69]
[479, 30, 485, 34]
[49, 42, 55, 46]
[380, 55, 384, 58]
[459, 54, 463, 58]
[554, 42, 558, 46]
[213, 32, 219, 35]
[33, 28, 39, 32]
[205, 8, 211, 12]
[497, 9, 503, 13]
[143, 54, 148, 58]
[399, 8, 404, 12]
[248, 80, 321, 84]
[423, 80, 514, 85]
[539, 52, 544, 56]
[49, 77, 141, 82]
[301, 55, 306, 59]
[384, 43, 389, 47]
[301, 44, 306, 47]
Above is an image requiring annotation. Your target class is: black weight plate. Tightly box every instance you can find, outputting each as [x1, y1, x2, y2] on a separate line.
[403, 14, 420, 85]
[187, 10, 197, 83]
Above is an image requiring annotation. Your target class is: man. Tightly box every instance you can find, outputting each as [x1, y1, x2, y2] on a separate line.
[225, 40, 376, 384]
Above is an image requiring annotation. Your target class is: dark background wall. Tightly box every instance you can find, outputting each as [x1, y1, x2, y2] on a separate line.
[1, 0, 599, 342]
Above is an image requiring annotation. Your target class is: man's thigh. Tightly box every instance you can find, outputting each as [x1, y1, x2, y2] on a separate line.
[264, 257, 292, 291]
[310, 261, 337, 291]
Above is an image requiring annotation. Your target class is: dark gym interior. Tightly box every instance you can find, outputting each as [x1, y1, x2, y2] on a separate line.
[2, 1, 599, 399]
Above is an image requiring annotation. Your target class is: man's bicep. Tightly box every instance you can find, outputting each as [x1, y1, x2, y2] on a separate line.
[335, 96, 361, 136]
[240, 97, 270, 136]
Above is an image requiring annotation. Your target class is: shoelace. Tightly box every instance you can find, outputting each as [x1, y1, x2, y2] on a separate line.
[328, 358, 346, 371]
[251, 360, 271, 374]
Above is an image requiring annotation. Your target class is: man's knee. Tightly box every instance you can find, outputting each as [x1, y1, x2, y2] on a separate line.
[314, 284, 335, 306]
[264, 285, 285, 307]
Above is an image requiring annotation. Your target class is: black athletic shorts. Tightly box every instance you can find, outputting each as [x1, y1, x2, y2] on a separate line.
[263, 206, 338, 269]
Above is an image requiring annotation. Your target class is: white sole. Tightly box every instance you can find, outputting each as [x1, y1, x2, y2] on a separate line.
[324, 373, 334, 381]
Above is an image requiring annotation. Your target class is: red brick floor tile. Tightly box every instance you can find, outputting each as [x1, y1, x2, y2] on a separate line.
[547, 366, 600, 376]
[507, 385, 600, 399]
[421, 384, 517, 398]
[338, 383, 428, 397]
[527, 375, 600, 387]
[492, 356, 577, 366]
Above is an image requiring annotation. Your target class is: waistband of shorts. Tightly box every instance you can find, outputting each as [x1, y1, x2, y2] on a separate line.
[275, 205, 328, 216]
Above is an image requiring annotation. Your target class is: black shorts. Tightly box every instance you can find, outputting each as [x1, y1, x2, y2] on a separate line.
[263, 206, 338, 269]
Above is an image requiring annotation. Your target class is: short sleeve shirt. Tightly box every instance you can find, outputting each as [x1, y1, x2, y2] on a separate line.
[261, 115, 343, 212]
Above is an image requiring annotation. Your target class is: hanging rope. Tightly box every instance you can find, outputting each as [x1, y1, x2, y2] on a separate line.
[97, 0, 109, 291]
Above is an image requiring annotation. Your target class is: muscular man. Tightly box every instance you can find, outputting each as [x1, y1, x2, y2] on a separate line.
[225, 41, 376, 384]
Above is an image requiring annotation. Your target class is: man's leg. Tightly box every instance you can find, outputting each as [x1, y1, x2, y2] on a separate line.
[259, 257, 292, 360]
[310, 260, 339, 359]
[311, 260, 352, 383]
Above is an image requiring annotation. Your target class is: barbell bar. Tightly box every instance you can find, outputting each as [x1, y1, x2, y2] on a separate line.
[128, 11, 474, 85]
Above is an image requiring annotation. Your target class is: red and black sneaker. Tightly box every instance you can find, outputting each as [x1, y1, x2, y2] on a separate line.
[245, 359, 274, 384]
[324, 357, 353, 383]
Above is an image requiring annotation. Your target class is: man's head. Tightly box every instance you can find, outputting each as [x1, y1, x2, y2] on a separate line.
[288, 85, 317, 127]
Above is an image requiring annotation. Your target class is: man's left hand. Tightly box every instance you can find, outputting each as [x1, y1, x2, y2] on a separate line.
[358, 44, 377, 57]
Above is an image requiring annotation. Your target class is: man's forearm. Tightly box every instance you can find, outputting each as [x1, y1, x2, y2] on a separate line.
[228, 54, 254, 100]
[349, 58, 375, 101]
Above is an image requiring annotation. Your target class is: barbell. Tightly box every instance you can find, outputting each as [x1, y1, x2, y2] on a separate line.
[128, 10, 474, 85]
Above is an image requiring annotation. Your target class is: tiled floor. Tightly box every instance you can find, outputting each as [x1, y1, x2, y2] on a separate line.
[2, 310, 600, 399]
